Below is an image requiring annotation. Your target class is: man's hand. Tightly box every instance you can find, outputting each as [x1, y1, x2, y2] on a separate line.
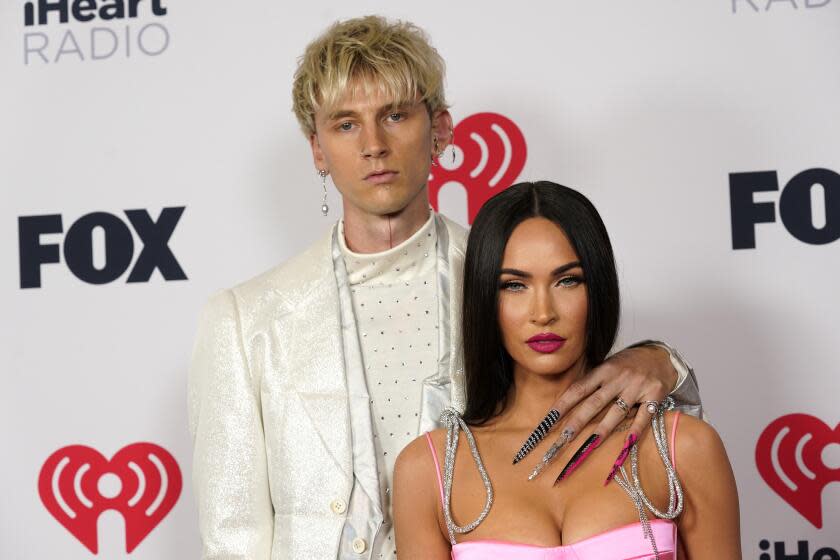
[514, 344, 678, 480]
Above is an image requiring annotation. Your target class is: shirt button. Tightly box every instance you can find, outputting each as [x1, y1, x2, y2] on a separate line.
[330, 499, 346, 514]
[351, 537, 367, 554]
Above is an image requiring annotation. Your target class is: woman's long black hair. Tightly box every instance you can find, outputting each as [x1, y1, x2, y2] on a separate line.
[461, 181, 620, 425]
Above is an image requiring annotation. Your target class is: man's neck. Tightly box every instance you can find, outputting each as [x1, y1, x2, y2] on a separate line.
[342, 195, 432, 254]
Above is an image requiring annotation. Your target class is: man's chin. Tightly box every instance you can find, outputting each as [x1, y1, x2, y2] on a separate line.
[345, 185, 428, 218]
[362, 197, 414, 217]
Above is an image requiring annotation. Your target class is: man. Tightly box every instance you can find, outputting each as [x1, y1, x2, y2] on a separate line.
[188, 16, 702, 559]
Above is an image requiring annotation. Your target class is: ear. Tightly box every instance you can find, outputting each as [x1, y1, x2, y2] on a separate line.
[309, 132, 328, 172]
[430, 109, 454, 152]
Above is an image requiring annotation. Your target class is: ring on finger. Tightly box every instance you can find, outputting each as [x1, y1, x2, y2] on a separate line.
[644, 400, 660, 414]
[614, 397, 630, 415]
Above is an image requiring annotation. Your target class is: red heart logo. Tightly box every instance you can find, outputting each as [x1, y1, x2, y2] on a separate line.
[429, 112, 527, 224]
[38, 443, 182, 554]
[755, 414, 840, 528]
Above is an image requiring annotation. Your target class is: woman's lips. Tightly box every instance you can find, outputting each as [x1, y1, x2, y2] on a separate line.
[364, 171, 398, 184]
[526, 334, 566, 354]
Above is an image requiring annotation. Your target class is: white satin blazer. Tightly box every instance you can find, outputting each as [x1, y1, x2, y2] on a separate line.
[188, 214, 468, 559]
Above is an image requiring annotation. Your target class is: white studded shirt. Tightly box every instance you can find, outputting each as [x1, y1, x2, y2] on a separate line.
[339, 212, 439, 559]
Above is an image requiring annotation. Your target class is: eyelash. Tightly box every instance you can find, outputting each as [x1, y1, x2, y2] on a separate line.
[500, 275, 584, 292]
[558, 275, 584, 288]
[335, 112, 405, 132]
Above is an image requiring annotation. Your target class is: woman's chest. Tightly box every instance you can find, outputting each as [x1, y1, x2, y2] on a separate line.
[445, 431, 672, 546]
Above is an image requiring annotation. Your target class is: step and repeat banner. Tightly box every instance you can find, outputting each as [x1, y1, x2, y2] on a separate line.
[2, 1, 839, 558]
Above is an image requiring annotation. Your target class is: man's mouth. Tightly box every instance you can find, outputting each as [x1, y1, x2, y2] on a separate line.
[364, 170, 398, 184]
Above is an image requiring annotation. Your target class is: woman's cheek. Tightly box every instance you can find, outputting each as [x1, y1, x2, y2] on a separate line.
[497, 297, 522, 356]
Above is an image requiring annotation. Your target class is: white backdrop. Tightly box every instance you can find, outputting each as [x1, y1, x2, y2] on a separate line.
[2, 1, 839, 558]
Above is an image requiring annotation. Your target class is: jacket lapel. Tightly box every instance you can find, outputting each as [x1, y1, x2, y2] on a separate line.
[418, 215, 469, 433]
[444, 216, 468, 413]
[280, 228, 353, 480]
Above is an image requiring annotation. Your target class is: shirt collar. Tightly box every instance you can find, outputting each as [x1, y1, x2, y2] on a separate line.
[338, 211, 437, 286]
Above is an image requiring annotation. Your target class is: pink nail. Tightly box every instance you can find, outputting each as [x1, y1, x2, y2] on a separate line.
[604, 433, 637, 486]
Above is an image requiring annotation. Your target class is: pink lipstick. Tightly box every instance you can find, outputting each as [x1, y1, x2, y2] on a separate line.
[526, 333, 566, 353]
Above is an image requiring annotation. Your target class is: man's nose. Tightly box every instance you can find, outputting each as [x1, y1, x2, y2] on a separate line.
[360, 125, 389, 158]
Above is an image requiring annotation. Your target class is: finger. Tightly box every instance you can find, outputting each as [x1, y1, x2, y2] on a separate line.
[512, 408, 561, 464]
[512, 374, 605, 465]
[513, 379, 605, 466]
[591, 391, 645, 486]
[598, 384, 669, 485]
[629, 400, 654, 433]
[604, 431, 639, 486]
[626, 396, 664, 444]
[527, 426, 575, 480]
[549, 373, 605, 420]
[514, 364, 633, 466]
[591, 393, 636, 441]
[557, 382, 624, 443]
[552, 382, 641, 483]
[555, 433, 603, 484]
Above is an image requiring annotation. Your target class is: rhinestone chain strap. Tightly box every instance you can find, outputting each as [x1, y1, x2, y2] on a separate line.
[440, 408, 494, 545]
[612, 397, 684, 560]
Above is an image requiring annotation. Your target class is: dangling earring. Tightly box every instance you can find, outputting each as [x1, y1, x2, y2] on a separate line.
[319, 169, 329, 216]
[431, 136, 439, 167]
[450, 129, 456, 164]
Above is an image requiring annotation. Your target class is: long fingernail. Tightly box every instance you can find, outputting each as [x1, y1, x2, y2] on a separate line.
[513, 409, 561, 464]
[528, 428, 574, 480]
[554, 434, 601, 484]
[603, 433, 637, 486]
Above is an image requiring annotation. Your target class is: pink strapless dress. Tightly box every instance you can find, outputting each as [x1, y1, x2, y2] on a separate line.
[424, 413, 682, 560]
[451, 519, 676, 559]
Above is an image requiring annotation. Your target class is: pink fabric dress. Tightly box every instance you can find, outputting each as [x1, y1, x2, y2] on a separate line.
[424, 413, 682, 560]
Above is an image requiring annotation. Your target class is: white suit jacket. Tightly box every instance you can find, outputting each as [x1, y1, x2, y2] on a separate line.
[188, 215, 468, 559]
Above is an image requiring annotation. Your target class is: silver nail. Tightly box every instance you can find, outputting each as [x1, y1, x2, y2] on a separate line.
[528, 429, 574, 480]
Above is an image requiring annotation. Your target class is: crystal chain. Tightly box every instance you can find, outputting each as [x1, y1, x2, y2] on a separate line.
[613, 397, 684, 560]
[440, 408, 494, 545]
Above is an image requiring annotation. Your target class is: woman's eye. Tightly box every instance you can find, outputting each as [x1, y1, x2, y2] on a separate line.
[501, 281, 526, 292]
[557, 276, 583, 288]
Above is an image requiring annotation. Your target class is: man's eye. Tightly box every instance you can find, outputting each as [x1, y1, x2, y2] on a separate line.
[388, 113, 405, 122]
[338, 122, 353, 131]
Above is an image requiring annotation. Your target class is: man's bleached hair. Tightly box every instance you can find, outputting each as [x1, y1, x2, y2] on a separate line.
[292, 15, 448, 137]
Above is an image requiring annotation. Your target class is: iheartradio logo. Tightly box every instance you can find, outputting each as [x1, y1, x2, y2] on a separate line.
[756, 414, 840, 528]
[429, 112, 527, 223]
[38, 443, 182, 554]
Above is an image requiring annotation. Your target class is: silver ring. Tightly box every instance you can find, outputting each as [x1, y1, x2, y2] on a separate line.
[644, 400, 660, 414]
[614, 397, 630, 414]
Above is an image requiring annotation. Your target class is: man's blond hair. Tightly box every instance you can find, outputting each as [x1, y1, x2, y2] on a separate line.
[292, 15, 448, 137]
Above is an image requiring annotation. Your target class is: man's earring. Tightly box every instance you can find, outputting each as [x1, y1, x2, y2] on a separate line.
[450, 129, 456, 164]
[431, 136, 439, 167]
[319, 169, 329, 216]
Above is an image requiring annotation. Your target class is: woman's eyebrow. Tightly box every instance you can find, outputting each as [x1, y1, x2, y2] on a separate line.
[499, 261, 581, 278]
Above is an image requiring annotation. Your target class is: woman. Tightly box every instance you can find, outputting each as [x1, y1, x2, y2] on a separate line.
[393, 181, 740, 559]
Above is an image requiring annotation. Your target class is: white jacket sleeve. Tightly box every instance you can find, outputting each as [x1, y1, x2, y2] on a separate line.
[188, 290, 274, 559]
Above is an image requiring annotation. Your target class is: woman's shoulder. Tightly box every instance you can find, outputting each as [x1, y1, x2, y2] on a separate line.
[667, 411, 729, 479]
[670, 411, 723, 452]
[395, 429, 446, 480]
